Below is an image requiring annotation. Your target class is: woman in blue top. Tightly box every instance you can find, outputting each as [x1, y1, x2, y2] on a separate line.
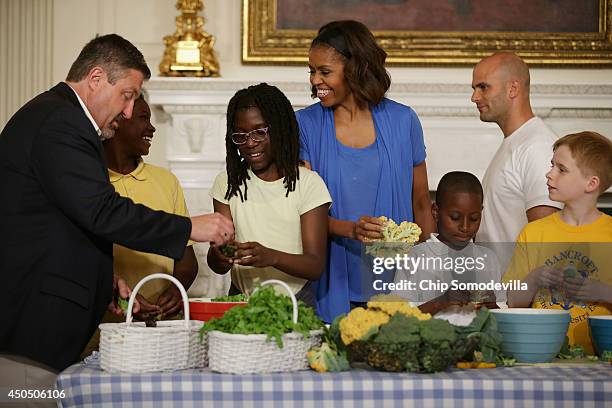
[297, 20, 436, 322]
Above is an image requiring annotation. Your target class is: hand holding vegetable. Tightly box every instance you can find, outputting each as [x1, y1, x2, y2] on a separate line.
[156, 285, 183, 318]
[469, 290, 497, 307]
[116, 291, 159, 323]
[533, 265, 564, 288]
[564, 277, 612, 303]
[132, 294, 161, 321]
[109, 275, 140, 316]
[208, 243, 235, 271]
[189, 212, 234, 246]
[233, 241, 278, 267]
[353, 216, 384, 242]
[446, 289, 472, 305]
[219, 243, 238, 258]
[363, 217, 422, 257]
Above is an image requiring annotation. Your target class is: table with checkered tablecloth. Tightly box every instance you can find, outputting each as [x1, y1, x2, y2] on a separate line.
[55, 360, 612, 408]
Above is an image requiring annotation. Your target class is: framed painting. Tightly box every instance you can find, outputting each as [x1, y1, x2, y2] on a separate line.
[242, 0, 612, 66]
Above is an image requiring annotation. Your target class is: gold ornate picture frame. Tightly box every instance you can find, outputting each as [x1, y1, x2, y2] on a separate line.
[242, 0, 612, 66]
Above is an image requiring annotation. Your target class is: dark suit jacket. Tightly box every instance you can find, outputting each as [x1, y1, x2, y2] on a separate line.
[0, 83, 191, 371]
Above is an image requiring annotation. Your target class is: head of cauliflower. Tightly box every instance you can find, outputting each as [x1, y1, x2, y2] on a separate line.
[365, 216, 421, 258]
[377, 216, 421, 244]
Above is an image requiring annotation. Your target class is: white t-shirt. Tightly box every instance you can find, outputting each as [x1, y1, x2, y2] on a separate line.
[392, 233, 504, 303]
[211, 166, 332, 295]
[392, 233, 506, 326]
[477, 117, 562, 243]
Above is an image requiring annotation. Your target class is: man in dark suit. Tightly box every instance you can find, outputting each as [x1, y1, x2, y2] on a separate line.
[0, 34, 234, 390]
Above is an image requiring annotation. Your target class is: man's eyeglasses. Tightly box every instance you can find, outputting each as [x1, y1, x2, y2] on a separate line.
[231, 127, 269, 145]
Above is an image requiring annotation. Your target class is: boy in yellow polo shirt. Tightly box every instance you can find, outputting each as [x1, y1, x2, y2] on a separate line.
[504, 131, 612, 354]
[103, 95, 198, 317]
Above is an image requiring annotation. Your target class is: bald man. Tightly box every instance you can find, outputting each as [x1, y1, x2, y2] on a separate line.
[471, 52, 561, 243]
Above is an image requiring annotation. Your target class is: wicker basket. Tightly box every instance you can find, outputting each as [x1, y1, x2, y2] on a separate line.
[207, 279, 323, 374]
[99, 273, 208, 373]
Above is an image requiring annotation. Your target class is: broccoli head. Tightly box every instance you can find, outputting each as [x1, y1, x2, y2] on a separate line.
[367, 313, 421, 371]
[365, 313, 474, 373]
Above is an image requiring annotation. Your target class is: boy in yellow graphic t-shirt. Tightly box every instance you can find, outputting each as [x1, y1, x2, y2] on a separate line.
[504, 131, 612, 354]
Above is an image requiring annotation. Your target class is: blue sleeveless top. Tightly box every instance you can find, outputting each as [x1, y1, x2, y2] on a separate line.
[337, 141, 380, 301]
[297, 98, 426, 322]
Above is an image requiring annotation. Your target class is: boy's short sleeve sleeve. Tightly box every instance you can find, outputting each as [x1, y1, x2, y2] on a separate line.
[210, 171, 229, 205]
[170, 173, 195, 246]
[298, 169, 332, 215]
[502, 228, 530, 283]
[172, 175, 190, 218]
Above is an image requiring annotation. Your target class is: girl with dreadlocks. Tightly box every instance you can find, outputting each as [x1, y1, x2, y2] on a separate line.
[207, 83, 332, 306]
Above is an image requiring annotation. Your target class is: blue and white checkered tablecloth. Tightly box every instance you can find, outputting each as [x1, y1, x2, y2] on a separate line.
[55, 360, 612, 408]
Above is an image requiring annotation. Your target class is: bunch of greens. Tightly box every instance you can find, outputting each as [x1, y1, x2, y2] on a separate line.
[601, 350, 612, 362]
[307, 342, 351, 373]
[496, 355, 517, 367]
[454, 307, 503, 363]
[211, 293, 248, 302]
[220, 244, 237, 258]
[117, 297, 160, 327]
[306, 318, 352, 373]
[557, 337, 610, 361]
[118, 297, 129, 314]
[563, 263, 578, 278]
[557, 337, 585, 359]
[200, 285, 323, 347]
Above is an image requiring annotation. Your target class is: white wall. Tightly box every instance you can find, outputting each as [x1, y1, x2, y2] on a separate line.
[49, 0, 612, 171]
[0, 0, 53, 127]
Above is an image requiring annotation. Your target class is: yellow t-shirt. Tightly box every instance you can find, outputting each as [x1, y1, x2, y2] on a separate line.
[504, 212, 612, 353]
[109, 160, 192, 301]
[211, 167, 332, 295]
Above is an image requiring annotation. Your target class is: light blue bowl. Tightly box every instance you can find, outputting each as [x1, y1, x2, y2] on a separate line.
[491, 308, 570, 363]
[589, 316, 612, 356]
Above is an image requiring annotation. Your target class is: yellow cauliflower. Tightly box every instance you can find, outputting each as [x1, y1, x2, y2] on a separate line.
[367, 300, 431, 321]
[339, 308, 390, 345]
[369, 293, 410, 302]
[365, 216, 421, 258]
[377, 216, 421, 244]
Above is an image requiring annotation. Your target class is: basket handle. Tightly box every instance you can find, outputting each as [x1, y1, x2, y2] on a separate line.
[254, 279, 298, 324]
[125, 273, 190, 328]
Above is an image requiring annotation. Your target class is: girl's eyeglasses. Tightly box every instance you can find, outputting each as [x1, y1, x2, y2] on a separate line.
[231, 127, 269, 145]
